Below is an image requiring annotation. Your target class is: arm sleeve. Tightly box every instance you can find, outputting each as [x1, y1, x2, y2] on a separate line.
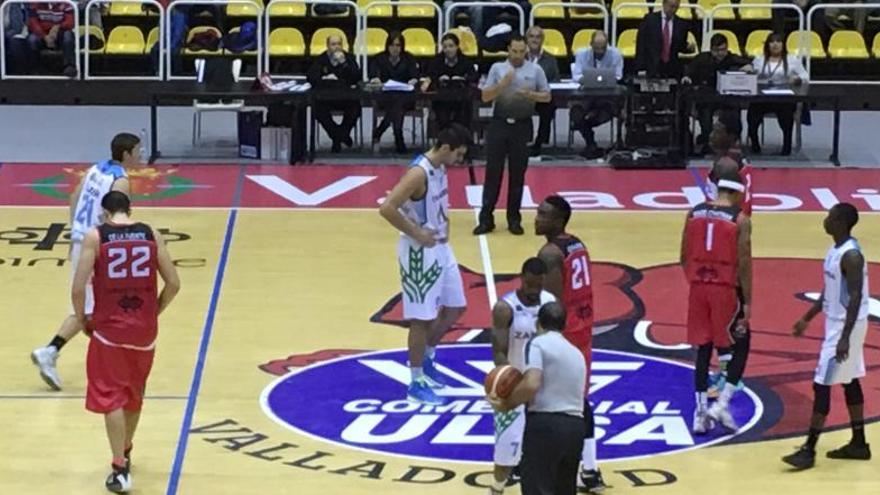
[535, 64, 550, 92]
[613, 49, 624, 81]
[61, 5, 75, 31]
[463, 57, 480, 84]
[790, 56, 809, 82]
[405, 55, 420, 81]
[306, 59, 323, 86]
[524, 338, 544, 372]
[27, 10, 47, 38]
[545, 56, 560, 83]
[481, 63, 501, 89]
[572, 50, 585, 82]
[368, 55, 381, 80]
[342, 54, 362, 84]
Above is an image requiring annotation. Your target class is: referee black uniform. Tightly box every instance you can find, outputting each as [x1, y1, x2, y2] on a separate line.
[522, 302, 587, 495]
[474, 34, 551, 236]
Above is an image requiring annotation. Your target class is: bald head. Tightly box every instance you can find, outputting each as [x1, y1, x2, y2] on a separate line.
[537, 301, 567, 333]
[713, 156, 740, 177]
[591, 31, 608, 58]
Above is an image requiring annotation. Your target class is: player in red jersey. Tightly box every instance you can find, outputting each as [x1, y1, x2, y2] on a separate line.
[680, 171, 752, 435]
[72, 191, 180, 493]
[707, 110, 753, 216]
[535, 195, 604, 494]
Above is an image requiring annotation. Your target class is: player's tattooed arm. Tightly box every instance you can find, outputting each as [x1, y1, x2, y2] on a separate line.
[836, 249, 865, 361]
[737, 213, 753, 321]
[491, 302, 513, 366]
[538, 244, 564, 301]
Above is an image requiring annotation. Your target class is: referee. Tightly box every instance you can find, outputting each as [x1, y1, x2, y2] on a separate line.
[488, 301, 587, 495]
[474, 34, 551, 237]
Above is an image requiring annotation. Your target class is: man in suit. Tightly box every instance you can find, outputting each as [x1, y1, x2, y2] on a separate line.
[307, 35, 362, 153]
[635, 0, 694, 78]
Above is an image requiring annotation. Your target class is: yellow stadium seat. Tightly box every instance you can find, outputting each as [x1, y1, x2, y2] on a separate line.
[358, 0, 392, 18]
[268, 1, 307, 17]
[698, 0, 734, 20]
[446, 28, 478, 58]
[109, 1, 147, 16]
[745, 29, 771, 58]
[402, 28, 435, 57]
[787, 31, 826, 58]
[397, 1, 435, 18]
[183, 26, 223, 55]
[677, 5, 693, 20]
[146, 26, 159, 53]
[310, 27, 349, 55]
[105, 25, 145, 55]
[680, 31, 699, 59]
[828, 30, 869, 59]
[873, 33, 880, 58]
[571, 29, 597, 53]
[268, 27, 305, 56]
[227, 0, 263, 17]
[78, 25, 106, 54]
[738, 0, 771, 20]
[710, 29, 741, 55]
[612, 0, 646, 19]
[617, 29, 637, 58]
[532, 0, 565, 19]
[542, 28, 567, 57]
[360, 27, 388, 56]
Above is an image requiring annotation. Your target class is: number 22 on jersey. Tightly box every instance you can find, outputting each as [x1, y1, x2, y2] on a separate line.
[107, 246, 152, 279]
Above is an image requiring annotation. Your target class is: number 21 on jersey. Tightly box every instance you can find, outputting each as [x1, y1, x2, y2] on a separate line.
[107, 246, 151, 279]
[571, 255, 591, 289]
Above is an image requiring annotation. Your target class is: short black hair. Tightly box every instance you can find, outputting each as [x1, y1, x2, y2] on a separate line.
[508, 33, 526, 47]
[544, 195, 572, 225]
[521, 257, 547, 276]
[834, 202, 859, 231]
[710, 33, 728, 49]
[101, 191, 131, 216]
[111, 132, 140, 162]
[537, 302, 567, 332]
[433, 123, 470, 151]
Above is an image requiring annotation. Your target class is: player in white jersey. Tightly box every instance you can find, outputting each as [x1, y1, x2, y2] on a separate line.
[489, 257, 555, 495]
[31, 133, 141, 390]
[784, 203, 872, 470]
[379, 124, 470, 406]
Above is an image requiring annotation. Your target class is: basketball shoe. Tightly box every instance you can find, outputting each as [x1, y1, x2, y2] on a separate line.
[422, 357, 448, 389]
[407, 377, 445, 405]
[577, 467, 607, 493]
[782, 444, 815, 470]
[31, 346, 61, 391]
[105, 463, 132, 493]
[692, 409, 714, 435]
[827, 442, 872, 460]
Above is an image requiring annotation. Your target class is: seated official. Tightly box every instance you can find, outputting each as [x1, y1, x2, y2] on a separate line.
[747, 32, 808, 156]
[369, 31, 420, 154]
[570, 31, 623, 159]
[683, 34, 752, 155]
[307, 35, 362, 153]
[421, 33, 480, 132]
[525, 26, 560, 156]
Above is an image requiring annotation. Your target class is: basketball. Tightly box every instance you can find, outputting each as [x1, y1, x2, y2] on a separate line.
[484, 365, 523, 399]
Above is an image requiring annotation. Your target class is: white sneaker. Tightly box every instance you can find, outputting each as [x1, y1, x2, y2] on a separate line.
[692, 409, 714, 435]
[707, 401, 738, 431]
[31, 346, 61, 391]
[105, 466, 132, 493]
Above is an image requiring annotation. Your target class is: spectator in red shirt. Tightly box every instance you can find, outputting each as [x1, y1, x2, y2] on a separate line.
[26, 2, 77, 77]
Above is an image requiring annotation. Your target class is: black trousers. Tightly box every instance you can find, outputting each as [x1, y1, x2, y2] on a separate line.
[521, 412, 586, 495]
[570, 100, 615, 147]
[314, 100, 360, 143]
[747, 102, 795, 151]
[534, 102, 556, 145]
[433, 100, 472, 131]
[376, 99, 415, 145]
[696, 103, 738, 144]
[479, 119, 532, 227]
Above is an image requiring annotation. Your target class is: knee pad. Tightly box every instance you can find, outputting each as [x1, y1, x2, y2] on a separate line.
[844, 379, 864, 406]
[813, 383, 831, 416]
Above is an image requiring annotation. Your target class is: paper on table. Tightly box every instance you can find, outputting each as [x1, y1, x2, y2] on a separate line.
[550, 82, 581, 90]
[761, 88, 795, 95]
[383, 80, 415, 92]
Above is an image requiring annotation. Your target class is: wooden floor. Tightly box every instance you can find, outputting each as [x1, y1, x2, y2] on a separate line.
[1, 163, 878, 494]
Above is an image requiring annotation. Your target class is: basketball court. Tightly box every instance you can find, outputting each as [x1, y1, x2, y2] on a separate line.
[1, 162, 878, 494]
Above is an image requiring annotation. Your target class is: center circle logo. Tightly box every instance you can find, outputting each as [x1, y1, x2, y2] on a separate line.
[260, 345, 763, 464]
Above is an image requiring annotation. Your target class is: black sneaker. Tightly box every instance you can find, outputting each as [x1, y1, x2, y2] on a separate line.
[472, 223, 495, 235]
[105, 463, 132, 493]
[782, 444, 816, 470]
[578, 468, 606, 493]
[827, 442, 871, 460]
[508, 224, 524, 236]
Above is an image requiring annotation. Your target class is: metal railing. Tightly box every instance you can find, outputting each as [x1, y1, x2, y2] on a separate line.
[706, 4, 803, 51]
[529, 2, 610, 35]
[0, 0, 80, 79]
[807, 3, 880, 84]
[84, 0, 165, 80]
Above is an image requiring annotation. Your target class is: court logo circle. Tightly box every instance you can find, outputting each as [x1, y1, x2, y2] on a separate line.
[260, 345, 763, 464]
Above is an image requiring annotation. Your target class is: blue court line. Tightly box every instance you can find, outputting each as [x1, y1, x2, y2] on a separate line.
[165, 165, 246, 495]
[689, 167, 709, 196]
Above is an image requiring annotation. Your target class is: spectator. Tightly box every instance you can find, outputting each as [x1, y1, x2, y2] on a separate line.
[307, 34, 362, 153]
[826, 0, 866, 33]
[369, 31, 420, 154]
[525, 26, 559, 156]
[570, 31, 623, 159]
[421, 32, 479, 132]
[3, 1, 29, 74]
[150, 2, 224, 76]
[747, 32, 808, 156]
[635, 0, 694, 79]
[26, 2, 77, 78]
[683, 33, 752, 155]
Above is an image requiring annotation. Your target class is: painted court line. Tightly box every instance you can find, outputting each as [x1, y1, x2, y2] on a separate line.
[164, 165, 245, 495]
[463, 207, 497, 343]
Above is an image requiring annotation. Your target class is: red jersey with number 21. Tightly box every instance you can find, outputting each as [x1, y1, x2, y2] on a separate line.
[91, 222, 159, 349]
[551, 234, 594, 336]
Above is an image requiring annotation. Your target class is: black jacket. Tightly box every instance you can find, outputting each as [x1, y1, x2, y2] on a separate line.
[306, 51, 361, 89]
[635, 12, 692, 78]
[423, 53, 479, 90]
[686, 52, 752, 87]
[368, 52, 420, 83]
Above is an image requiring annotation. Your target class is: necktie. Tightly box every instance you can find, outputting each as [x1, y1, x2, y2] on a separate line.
[661, 18, 671, 63]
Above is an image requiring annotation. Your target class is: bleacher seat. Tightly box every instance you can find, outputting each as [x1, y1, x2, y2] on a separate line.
[146, 26, 159, 53]
[873, 33, 880, 58]
[828, 30, 869, 59]
[738, 0, 771, 20]
[710, 29, 741, 55]
[402, 28, 435, 57]
[698, 0, 734, 20]
[183, 26, 223, 56]
[617, 29, 637, 58]
[532, 0, 565, 19]
[397, 1, 435, 18]
[447, 28, 478, 57]
[543, 29, 567, 57]
[787, 31, 826, 58]
[267, 1, 307, 17]
[612, 0, 646, 19]
[362, 27, 388, 56]
[310, 27, 349, 55]
[745, 29, 771, 57]
[571, 29, 597, 53]
[227, 0, 263, 17]
[79, 25, 106, 54]
[109, 1, 147, 16]
[105, 26, 146, 55]
[358, 0, 392, 18]
[268, 27, 305, 56]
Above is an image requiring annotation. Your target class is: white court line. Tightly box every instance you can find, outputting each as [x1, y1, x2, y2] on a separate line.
[458, 207, 497, 343]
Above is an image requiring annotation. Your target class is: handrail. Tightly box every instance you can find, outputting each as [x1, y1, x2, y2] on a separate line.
[528, 3, 610, 35]
[84, 0, 165, 80]
[706, 4, 803, 51]
[0, 0, 80, 79]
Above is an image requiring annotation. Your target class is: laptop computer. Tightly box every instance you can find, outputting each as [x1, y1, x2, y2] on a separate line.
[580, 68, 617, 89]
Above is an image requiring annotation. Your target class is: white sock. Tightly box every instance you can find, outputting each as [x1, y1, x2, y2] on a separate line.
[719, 382, 737, 406]
[491, 479, 506, 492]
[695, 392, 708, 411]
[425, 346, 437, 360]
[411, 367, 424, 382]
[581, 438, 598, 471]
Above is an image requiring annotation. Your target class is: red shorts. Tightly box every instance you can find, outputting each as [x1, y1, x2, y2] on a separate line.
[564, 326, 592, 397]
[687, 283, 739, 348]
[86, 337, 155, 414]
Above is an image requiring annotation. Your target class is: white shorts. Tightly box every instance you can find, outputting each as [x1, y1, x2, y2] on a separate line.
[397, 239, 466, 321]
[493, 405, 526, 466]
[814, 318, 867, 386]
[69, 241, 94, 315]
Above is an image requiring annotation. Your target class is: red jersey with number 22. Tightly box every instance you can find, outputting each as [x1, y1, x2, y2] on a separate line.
[91, 222, 159, 349]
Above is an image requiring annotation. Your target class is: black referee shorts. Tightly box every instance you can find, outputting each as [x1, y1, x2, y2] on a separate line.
[521, 412, 586, 495]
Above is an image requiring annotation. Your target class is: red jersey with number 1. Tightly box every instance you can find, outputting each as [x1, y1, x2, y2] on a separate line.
[550, 234, 594, 336]
[91, 222, 159, 349]
[684, 203, 741, 287]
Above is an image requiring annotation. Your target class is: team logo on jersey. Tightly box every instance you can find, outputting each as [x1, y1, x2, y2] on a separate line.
[399, 246, 442, 304]
[31, 167, 195, 201]
[260, 345, 762, 463]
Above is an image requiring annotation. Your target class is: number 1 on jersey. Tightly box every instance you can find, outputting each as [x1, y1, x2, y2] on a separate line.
[705, 222, 715, 252]
[572, 255, 591, 289]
